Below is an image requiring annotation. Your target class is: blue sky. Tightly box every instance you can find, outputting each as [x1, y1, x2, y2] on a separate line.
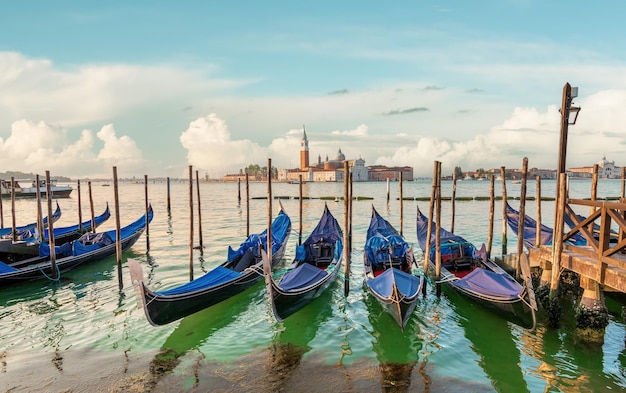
[1, 1, 625, 179]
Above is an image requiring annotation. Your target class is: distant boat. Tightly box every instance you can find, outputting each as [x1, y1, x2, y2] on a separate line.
[0, 179, 73, 198]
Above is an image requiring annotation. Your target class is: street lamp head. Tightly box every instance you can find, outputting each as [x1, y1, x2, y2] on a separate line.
[569, 106, 581, 125]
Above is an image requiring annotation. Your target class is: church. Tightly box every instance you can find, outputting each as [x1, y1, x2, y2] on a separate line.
[277, 129, 369, 182]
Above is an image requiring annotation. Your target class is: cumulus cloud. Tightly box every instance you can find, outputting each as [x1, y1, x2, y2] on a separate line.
[179, 114, 267, 177]
[331, 124, 368, 136]
[0, 120, 144, 177]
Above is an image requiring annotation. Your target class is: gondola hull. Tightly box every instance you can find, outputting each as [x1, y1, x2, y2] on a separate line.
[264, 205, 343, 321]
[131, 242, 289, 326]
[0, 204, 111, 259]
[269, 258, 342, 321]
[416, 208, 536, 329]
[131, 207, 292, 326]
[363, 206, 424, 331]
[365, 267, 422, 330]
[0, 206, 151, 287]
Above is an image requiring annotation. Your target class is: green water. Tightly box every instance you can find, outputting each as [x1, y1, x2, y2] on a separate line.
[0, 179, 624, 392]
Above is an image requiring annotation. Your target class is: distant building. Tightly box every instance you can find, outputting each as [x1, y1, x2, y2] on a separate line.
[277, 129, 371, 182]
[367, 165, 413, 181]
[568, 156, 622, 179]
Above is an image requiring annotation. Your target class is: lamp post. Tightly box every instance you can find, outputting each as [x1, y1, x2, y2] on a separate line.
[551, 83, 580, 298]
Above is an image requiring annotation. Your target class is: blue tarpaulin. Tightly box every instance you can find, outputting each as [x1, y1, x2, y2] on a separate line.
[278, 263, 328, 291]
[453, 268, 522, 299]
[157, 266, 242, 295]
[368, 268, 420, 298]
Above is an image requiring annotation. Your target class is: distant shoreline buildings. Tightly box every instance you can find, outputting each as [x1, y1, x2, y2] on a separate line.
[222, 130, 621, 183]
[459, 155, 622, 181]
[224, 129, 413, 182]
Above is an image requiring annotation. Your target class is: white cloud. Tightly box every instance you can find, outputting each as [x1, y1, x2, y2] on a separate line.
[331, 124, 368, 136]
[179, 114, 267, 177]
[0, 119, 145, 178]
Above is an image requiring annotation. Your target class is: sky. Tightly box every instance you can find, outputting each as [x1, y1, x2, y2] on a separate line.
[1, 1, 626, 180]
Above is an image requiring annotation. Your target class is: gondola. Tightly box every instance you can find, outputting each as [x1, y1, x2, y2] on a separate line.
[0, 201, 62, 238]
[263, 204, 342, 321]
[363, 206, 424, 331]
[504, 201, 586, 249]
[129, 205, 292, 326]
[0, 205, 152, 287]
[416, 206, 536, 329]
[505, 201, 616, 249]
[0, 204, 111, 259]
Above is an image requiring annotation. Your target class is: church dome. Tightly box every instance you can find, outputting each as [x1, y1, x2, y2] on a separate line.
[335, 148, 345, 161]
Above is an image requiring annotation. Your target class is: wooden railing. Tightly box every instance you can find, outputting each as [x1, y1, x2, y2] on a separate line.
[562, 198, 626, 282]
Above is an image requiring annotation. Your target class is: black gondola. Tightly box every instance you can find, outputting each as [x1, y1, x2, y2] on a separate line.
[263, 204, 342, 321]
[129, 206, 292, 326]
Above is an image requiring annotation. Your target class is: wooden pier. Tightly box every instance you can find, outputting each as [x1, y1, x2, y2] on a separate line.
[529, 198, 626, 293]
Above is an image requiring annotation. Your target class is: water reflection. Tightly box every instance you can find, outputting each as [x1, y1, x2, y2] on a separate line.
[146, 284, 262, 390]
[264, 286, 334, 392]
[446, 290, 528, 393]
[364, 291, 424, 392]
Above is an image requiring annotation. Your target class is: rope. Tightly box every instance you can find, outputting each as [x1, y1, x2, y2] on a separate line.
[37, 262, 61, 282]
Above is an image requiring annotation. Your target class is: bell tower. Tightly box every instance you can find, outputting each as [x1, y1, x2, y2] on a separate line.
[300, 126, 309, 169]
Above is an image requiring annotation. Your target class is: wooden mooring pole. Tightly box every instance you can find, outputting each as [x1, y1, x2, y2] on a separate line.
[535, 176, 542, 248]
[399, 171, 403, 236]
[166, 177, 171, 215]
[112, 167, 122, 289]
[88, 181, 95, 233]
[516, 157, 528, 279]
[145, 175, 150, 251]
[36, 175, 43, 242]
[487, 175, 494, 259]
[451, 171, 457, 233]
[267, 159, 273, 263]
[77, 180, 83, 231]
[343, 160, 350, 297]
[188, 166, 194, 281]
[500, 167, 507, 256]
[246, 173, 250, 237]
[45, 171, 58, 280]
[423, 161, 438, 277]
[435, 161, 442, 296]
[195, 170, 203, 251]
[298, 174, 303, 245]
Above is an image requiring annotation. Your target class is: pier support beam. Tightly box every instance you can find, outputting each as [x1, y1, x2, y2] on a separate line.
[575, 276, 609, 344]
[535, 259, 562, 327]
